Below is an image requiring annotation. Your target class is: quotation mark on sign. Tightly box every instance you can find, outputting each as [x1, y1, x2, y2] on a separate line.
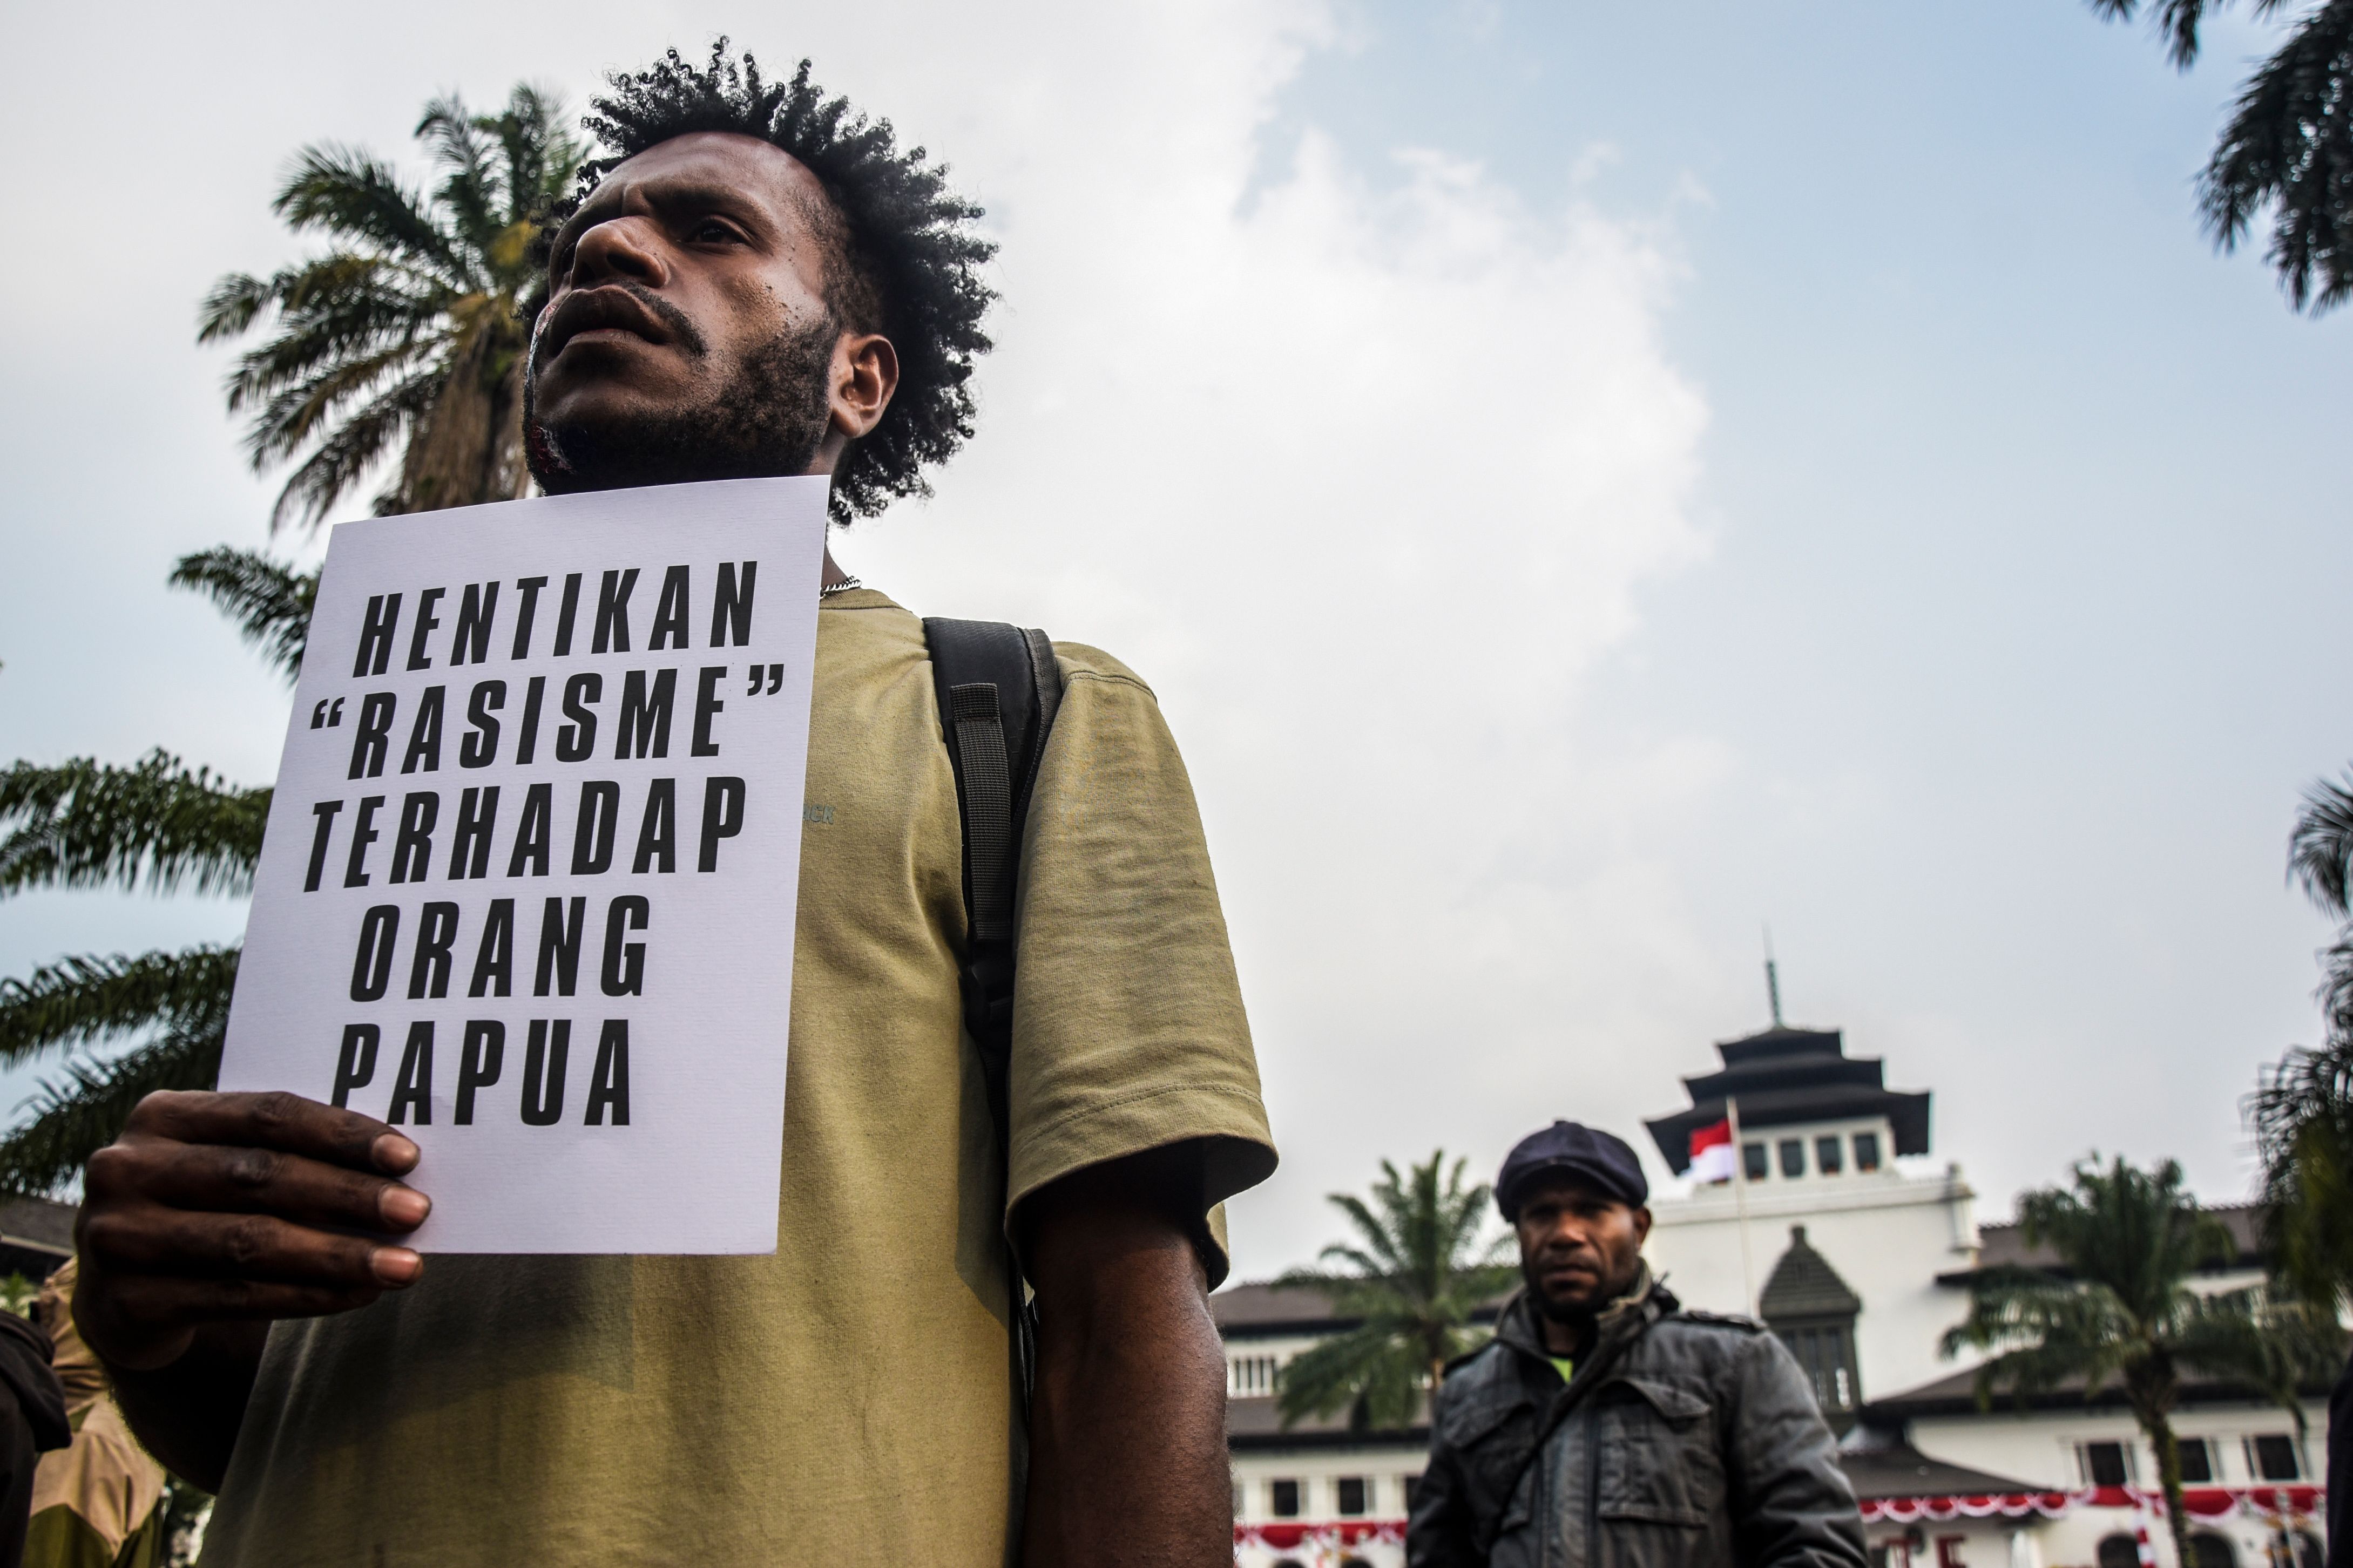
[309, 698, 346, 730]
[744, 663, 785, 696]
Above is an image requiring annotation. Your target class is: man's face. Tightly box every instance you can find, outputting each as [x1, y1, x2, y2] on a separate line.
[525, 131, 885, 492]
[1513, 1175, 1651, 1322]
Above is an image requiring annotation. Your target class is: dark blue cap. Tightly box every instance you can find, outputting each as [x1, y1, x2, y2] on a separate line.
[1496, 1122, 1648, 1219]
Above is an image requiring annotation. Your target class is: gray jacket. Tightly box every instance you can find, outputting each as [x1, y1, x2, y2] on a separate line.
[1408, 1271, 1866, 1568]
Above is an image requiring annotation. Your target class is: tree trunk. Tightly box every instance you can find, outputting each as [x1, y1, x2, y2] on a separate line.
[2129, 1360, 2193, 1568]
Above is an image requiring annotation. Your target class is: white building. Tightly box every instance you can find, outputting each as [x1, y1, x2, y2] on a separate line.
[1213, 1022, 2333, 1568]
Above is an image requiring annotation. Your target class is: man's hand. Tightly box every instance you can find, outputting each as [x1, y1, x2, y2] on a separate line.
[77, 1090, 430, 1372]
[1019, 1143, 1230, 1568]
[73, 1090, 429, 1489]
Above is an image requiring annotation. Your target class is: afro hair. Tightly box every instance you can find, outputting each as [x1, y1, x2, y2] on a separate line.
[559, 43, 996, 522]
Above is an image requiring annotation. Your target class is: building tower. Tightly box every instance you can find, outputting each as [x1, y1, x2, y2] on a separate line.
[1639, 1023, 1976, 1403]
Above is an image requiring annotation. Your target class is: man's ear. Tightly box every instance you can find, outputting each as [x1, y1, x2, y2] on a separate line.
[829, 331, 900, 441]
[1630, 1205, 1653, 1247]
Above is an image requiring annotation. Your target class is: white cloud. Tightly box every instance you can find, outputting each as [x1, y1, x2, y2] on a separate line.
[812, 4, 1713, 1273]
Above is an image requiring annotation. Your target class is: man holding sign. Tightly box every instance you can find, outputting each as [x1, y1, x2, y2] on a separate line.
[74, 45, 1275, 1568]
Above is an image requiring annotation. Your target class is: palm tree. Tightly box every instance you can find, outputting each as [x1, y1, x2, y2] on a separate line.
[1272, 1151, 1518, 1433]
[0, 552, 309, 1192]
[2236, 775, 2353, 1316]
[199, 85, 585, 529]
[2087, 0, 2353, 315]
[1942, 1155, 2340, 1568]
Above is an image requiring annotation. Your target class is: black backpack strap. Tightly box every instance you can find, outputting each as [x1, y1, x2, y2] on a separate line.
[922, 619, 1064, 1405]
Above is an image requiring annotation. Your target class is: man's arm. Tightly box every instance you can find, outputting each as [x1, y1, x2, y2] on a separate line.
[1725, 1332, 1868, 1568]
[74, 1090, 430, 1491]
[1019, 1144, 1229, 1568]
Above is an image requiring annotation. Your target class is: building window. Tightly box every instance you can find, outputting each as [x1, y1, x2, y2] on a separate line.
[2294, 1531, 2324, 1568]
[1403, 1475, 1421, 1513]
[1777, 1323, 1860, 1416]
[2176, 1437, 2214, 1483]
[1743, 1142, 1769, 1180]
[1229, 1354, 1280, 1396]
[2248, 1434, 2302, 1481]
[1779, 1138, 1806, 1178]
[1853, 1131, 1882, 1172]
[2097, 1537, 2141, 1568]
[2079, 1441, 2134, 1488]
[1336, 1477, 1368, 1516]
[1270, 1479, 1301, 1518]
[1816, 1135, 1843, 1175]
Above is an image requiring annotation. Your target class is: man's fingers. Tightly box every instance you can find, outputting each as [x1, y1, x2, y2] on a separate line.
[84, 1207, 420, 1292]
[152, 1145, 430, 1234]
[127, 1090, 418, 1176]
[101, 1273, 388, 1332]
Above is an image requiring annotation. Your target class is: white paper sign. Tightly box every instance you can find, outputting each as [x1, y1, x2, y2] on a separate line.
[220, 477, 829, 1253]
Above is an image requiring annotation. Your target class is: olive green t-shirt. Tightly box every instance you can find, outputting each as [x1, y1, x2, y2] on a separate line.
[198, 590, 1277, 1567]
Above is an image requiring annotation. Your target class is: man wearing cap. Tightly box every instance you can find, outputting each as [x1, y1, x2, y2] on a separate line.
[1408, 1122, 1865, 1568]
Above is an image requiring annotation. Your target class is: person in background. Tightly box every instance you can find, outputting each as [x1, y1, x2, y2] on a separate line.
[0, 1278, 67, 1568]
[23, 1259, 166, 1568]
[1409, 1121, 1866, 1568]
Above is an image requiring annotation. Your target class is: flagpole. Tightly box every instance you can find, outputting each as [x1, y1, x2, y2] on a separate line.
[1727, 1095, 1756, 1315]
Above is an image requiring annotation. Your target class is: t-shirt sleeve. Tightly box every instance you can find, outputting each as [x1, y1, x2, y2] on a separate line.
[1005, 646, 1277, 1284]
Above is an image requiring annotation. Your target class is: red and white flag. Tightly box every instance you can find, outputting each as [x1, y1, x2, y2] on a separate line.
[1689, 1117, 1736, 1184]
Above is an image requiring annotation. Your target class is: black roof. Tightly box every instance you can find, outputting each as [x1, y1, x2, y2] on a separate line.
[1759, 1225, 1862, 1321]
[1935, 1203, 2264, 1286]
[1645, 1026, 1931, 1175]
[1226, 1394, 1430, 1450]
[0, 1198, 73, 1281]
[1835, 1432, 2043, 1500]
[1865, 1352, 2343, 1418]
[1212, 1279, 1504, 1340]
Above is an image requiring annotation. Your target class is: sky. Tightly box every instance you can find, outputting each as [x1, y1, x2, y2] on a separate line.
[3, 0, 2349, 1286]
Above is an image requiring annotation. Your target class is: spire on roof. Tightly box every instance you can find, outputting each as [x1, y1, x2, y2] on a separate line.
[1759, 1224, 1863, 1320]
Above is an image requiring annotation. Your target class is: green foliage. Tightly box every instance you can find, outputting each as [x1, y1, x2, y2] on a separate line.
[2251, 1046, 2353, 1308]
[0, 561, 284, 1193]
[0, 1274, 35, 1318]
[2090, 0, 2353, 315]
[167, 549, 317, 683]
[0, 753, 268, 900]
[1943, 1155, 2340, 1567]
[1272, 1152, 1517, 1433]
[200, 84, 586, 529]
[2248, 778, 2353, 1311]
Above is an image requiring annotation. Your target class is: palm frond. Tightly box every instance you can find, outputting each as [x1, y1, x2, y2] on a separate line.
[0, 947, 238, 1066]
[267, 371, 439, 532]
[168, 548, 316, 682]
[1276, 1322, 1433, 1431]
[2198, 0, 2353, 315]
[0, 1030, 224, 1198]
[272, 145, 465, 284]
[1269, 1150, 1513, 1432]
[201, 82, 587, 528]
[0, 755, 266, 899]
[195, 273, 274, 344]
[2084, 0, 2300, 71]
[2291, 776, 2353, 920]
[2250, 1042, 2353, 1307]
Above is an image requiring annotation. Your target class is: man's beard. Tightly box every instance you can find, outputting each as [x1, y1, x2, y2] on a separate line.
[524, 299, 837, 494]
[1523, 1252, 1635, 1328]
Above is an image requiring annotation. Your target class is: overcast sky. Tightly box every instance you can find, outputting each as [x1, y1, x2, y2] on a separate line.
[5, 0, 2349, 1284]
